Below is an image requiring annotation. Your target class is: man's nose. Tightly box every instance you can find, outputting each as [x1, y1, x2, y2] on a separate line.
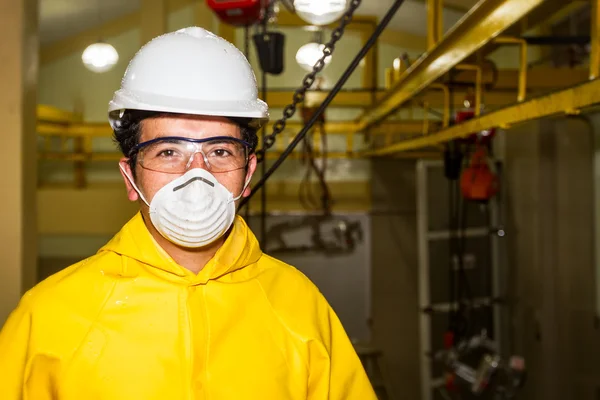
[188, 151, 209, 170]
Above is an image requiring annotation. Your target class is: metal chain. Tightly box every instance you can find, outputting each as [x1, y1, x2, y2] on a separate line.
[256, 0, 362, 163]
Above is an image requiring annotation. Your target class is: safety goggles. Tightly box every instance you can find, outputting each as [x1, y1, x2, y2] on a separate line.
[131, 136, 251, 174]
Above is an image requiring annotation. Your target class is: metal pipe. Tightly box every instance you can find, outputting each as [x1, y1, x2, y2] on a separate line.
[422, 101, 430, 135]
[430, 83, 450, 127]
[239, 0, 408, 208]
[364, 79, 600, 155]
[591, 0, 600, 80]
[427, 0, 443, 50]
[495, 37, 528, 102]
[355, 0, 543, 132]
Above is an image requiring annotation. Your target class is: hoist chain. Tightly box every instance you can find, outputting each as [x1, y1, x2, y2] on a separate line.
[255, 0, 362, 163]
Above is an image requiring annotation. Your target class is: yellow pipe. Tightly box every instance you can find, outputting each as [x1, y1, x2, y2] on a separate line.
[422, 101, 430, 135]
[37, 105, 82, 124]
[429, 83, 450, 128]
[355, 0, 543, 132]
[495, 37, 528, 102]
[427, 0, 443, 50]
[37, 120, 436, 138]
[364, 79, 600, 155]
[455, 64, 482, 116]
[592, 0, 600, 80]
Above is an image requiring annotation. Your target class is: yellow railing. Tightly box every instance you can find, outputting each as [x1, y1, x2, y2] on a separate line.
[356, 0, 596, 155]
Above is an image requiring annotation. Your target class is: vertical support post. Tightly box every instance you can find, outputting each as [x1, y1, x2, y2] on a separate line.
[416, 161, 432, 400]
[495, 37, 528, 102]
[431, 84, 450, 128]
[0, 0, 39, 323]
[140, 0, 166, 45]
[361, 23, 378, 103]
[427, 0, 443, 50]
[518, 40, 528, 102]
[591, 0, 600, 79]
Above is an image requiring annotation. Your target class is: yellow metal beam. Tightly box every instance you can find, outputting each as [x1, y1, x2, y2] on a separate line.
[275, 10, 378, 29]
[468, 0, 588, 64]
[356, 0, 545, 132]
[37, 105, 82, 123]
[264, 89, 523, 108]
[365, 79, 600, 155]
[427, 0, 444, 50]
[37, 120, 433, 138]
[361, 24, 378, 93]
[264, 91, 384, 108]
[591, 0, 600, 79]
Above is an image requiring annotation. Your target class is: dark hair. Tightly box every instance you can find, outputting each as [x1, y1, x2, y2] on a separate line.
[111, 110, 259, 174]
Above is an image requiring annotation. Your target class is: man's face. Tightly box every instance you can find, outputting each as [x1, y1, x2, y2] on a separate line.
[119, 114, 257, 212]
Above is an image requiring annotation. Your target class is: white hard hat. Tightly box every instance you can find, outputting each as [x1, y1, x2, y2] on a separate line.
[108, 27, 269, 128]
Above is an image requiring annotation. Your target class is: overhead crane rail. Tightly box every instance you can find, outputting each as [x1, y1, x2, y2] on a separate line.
[355, 0, 544, 132]
[361, 0, 600, 155]
[365, 79, 600, 155]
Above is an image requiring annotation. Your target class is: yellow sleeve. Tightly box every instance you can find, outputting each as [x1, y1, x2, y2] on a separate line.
[0, 298, 32, 399]
[307, 295, 377, 400]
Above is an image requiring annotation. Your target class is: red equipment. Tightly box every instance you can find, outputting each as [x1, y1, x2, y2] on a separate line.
[455, 109, 496, 145]
[206, 0, 265, 26]
[460, 146, 499, 202]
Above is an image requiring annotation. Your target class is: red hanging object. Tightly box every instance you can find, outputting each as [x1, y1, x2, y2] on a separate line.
[460, 146, 499, 202]
[206, 0, 265, 26]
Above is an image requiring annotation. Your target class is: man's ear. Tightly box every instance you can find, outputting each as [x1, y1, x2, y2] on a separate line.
[243, 154, 257, 197]
[119, 158, 139, 202]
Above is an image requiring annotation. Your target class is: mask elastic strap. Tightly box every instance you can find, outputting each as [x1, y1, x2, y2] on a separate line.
[119, 163, 151, 207]
[232, 177, 252, 202]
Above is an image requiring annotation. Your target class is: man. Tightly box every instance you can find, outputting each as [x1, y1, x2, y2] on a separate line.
[0, 27, 376, 399]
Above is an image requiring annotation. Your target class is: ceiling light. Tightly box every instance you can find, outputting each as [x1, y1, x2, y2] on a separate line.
[293, 0, 348, 26]
[295, 42, 332, 72]
[82, 42, 119, 73]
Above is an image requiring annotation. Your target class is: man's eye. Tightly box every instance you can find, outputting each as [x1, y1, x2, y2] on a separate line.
[211, 148, 232, 157]
[157, 149, 180, 157]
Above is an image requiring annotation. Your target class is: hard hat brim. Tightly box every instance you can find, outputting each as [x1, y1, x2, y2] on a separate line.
[108, 89, 269, 129]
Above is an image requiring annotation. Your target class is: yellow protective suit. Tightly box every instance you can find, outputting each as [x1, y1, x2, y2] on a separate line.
[0, 213, 376, 400]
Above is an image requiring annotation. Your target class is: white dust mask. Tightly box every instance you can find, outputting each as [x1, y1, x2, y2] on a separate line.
[120, 166, 249, 248]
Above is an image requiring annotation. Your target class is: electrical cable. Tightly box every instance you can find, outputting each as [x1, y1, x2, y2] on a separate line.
[298, 128, 331, 213]
[240, 0, 408, 208]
